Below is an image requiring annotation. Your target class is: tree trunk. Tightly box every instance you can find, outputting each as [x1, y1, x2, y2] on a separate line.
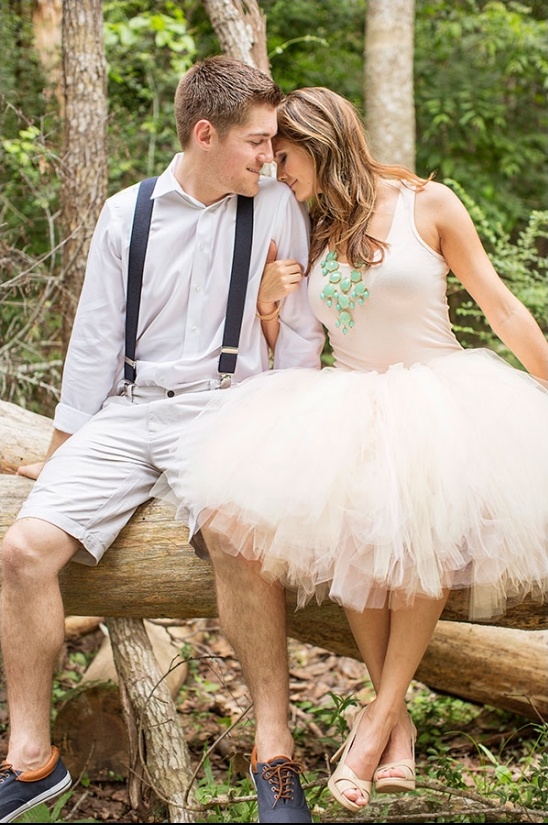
[107, 618, 197, 822]
[32, 0, 63, 109]
[53, 619, 206, 781]
[365, 0, 416, 168]
[60, 0, 108, 349]
[202, 0, 270, 74]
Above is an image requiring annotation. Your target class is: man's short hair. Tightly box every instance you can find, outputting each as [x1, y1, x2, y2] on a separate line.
[174, 55, 284, 148]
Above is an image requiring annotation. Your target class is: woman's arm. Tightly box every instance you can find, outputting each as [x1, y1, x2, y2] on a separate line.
[417, 182, 548, 381]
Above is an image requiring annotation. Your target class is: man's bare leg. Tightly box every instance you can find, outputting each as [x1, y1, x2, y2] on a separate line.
[1, 518, 78, 770]
[202, 527, 294, 761]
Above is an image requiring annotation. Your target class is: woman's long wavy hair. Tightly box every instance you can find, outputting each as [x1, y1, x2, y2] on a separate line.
[276, 87, 429, 272]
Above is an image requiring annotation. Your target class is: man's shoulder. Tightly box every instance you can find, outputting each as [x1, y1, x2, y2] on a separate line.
[99, 181, 144, 230]
[255, 175, 304, 222]
[106, 181, 141, 209]
[256, 174, 292, 203]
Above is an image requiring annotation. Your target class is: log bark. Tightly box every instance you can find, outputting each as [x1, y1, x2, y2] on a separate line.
[0, 401, 53, 474]
[202, 0, 270, 75]
[107, 618, 196, 822]
[60, 0, 108, 345]
[53, 620, 206, 780]
[1, 399, 546, 721]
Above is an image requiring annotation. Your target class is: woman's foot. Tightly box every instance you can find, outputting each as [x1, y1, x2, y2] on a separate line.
[373, 709, 417, 793]
[327, 707, 372, 812]
[328, 701, 400, 810]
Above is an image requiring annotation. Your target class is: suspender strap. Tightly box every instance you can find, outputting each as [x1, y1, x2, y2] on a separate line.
[124, 176, 157, 384]
[218, 195, 254, 379]
[125, 182, 253, 388]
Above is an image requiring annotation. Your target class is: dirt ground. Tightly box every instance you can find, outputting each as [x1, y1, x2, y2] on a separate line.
[0, 618, 542, 824]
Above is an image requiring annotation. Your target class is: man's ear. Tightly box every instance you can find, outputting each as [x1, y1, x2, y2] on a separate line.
[194, 119, 215, 150]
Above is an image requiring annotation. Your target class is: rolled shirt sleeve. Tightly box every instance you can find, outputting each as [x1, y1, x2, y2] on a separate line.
[54, 197, 128, 433]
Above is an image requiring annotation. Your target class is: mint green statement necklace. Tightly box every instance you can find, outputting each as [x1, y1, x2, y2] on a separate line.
[320, 249, 369, 334]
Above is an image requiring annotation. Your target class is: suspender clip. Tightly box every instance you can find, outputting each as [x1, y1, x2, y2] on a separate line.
[121, 381, 135, 401]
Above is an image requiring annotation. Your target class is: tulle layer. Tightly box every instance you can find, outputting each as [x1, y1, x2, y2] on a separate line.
[161, 349, 548, 619]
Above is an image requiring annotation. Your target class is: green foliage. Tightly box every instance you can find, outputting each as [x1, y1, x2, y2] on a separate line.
[444, 178, 548, 362]
[0, 0, 53, 142]
[1, 122, 61, 249]
[104, 0, 196, 187]
[261, 0, 367, 105]
[193, 757, 257, 823]
[415, 0, 548, 230]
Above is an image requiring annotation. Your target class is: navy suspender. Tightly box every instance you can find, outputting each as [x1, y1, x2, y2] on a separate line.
[218, 194, 254, 385]
[124, 178, 254, 389]
[124, 176, 157, 385]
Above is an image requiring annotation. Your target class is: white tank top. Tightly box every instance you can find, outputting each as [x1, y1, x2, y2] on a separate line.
[307, 183, 463, 372]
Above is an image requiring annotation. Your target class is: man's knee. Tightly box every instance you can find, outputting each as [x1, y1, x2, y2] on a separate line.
[1, 519, 76, 584]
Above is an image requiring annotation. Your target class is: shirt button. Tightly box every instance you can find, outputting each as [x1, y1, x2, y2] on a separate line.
[198, 243, 205, 251]
[167, 390, 175, 398]
[191, 326, 197, 331]
[195, 285, 201, 292]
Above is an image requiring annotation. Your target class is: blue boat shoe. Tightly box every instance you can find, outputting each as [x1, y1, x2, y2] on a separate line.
[250, 747, 312, 823]
[0, 746, 72, 823]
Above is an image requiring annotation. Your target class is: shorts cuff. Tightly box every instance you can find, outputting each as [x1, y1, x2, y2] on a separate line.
[15, 506, 104, 565]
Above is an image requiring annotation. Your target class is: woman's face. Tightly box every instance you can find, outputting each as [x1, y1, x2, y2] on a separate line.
[273, 137, 316, 202]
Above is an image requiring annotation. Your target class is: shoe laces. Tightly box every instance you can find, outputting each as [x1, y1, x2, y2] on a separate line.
[261, 758, 305, 805]
[0, 763, 16, 783]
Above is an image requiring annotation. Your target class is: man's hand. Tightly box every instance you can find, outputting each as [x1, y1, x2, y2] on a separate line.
[16, 462, 46, 481]
[16, 428, 72, 480]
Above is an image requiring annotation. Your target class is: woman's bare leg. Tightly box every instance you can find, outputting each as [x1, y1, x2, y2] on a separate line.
[334, 592, 449, 807]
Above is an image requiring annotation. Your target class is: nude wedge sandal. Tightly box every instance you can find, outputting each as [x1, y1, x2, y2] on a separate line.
[327, 707, 372, 812]
[373, 720, 417, 794]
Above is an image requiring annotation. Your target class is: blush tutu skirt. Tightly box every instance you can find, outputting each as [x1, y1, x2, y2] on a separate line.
[158, 348, 548, 621]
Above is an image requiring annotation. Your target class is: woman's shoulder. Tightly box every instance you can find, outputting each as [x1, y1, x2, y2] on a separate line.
[415, 180, 480, 249]
[416, 179, 463, 207]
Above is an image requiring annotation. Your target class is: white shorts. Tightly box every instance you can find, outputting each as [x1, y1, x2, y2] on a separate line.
[17, 386, 220, 565]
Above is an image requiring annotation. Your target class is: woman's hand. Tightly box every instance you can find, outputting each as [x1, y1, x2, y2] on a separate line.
[258, 241, 305, 306]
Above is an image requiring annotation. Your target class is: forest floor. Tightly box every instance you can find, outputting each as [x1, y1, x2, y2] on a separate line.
[0, 618, 545, 824]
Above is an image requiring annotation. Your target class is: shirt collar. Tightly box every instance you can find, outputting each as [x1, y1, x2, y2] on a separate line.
[152, 153, 235, 211]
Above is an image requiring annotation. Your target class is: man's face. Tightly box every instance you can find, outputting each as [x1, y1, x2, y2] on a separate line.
[208, 104, 277, 199]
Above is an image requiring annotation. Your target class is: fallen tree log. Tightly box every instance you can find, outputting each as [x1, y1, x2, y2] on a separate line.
[1, 400, 545, 631]
[1, 399, 546, 722]
[1, 474, 544, 630]
[1, 473, 546, 720]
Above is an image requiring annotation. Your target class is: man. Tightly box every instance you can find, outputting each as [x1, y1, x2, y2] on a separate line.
[0, 55, 324, 824]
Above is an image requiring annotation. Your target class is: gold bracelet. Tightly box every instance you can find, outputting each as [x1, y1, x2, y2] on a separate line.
[256, 302, 280, 321]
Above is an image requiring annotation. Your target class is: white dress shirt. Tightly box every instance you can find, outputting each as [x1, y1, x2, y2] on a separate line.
[54, 154, 325, 434]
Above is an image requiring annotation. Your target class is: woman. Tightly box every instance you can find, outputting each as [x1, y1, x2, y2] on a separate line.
[157, 88, 548, 812]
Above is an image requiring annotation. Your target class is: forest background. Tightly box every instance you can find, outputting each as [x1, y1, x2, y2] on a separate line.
[0, 0, 547, 414]
[0, 1, 547, 823]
